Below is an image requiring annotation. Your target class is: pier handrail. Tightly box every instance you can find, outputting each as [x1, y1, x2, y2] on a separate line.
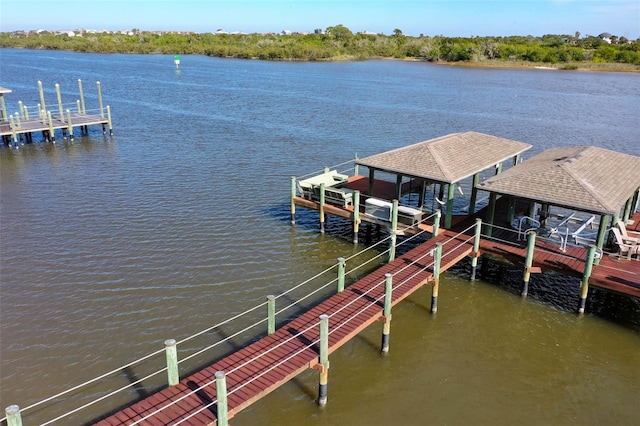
[295, 158, 358, 181]
[4, 207, 428, 424]
[137, 222, 476, 423]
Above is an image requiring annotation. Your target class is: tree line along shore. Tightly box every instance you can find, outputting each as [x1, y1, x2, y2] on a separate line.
[2, 25, 639, 72]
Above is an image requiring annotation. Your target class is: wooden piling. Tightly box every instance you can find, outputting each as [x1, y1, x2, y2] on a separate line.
[97, 81, 104, 118]
[164, 339, 179, 386]
[47, 111, 54, 143]
[353, 190, 360, 244]
[215, 371, 229, 426]
[445, 183, 455, 229]
[522, 230, 537, 297]
[290, 176, 296, 225]
[55, 83, 64, 124]
[381, 273, 393, 354]
[106, 105, 113, 135]
[431, 242, 443, 313]
[469, 173, 479, 214]
[267, 295, 276, 335]
[318, 314, 329, 406]
[37, 80, 46, 113]
[578, 245, 597, 314]
[4, 405, 22, 426]
[470, 218, 482, 281]
[485, 193, 497, 237]
[432, 209, 441, 237]
[78, 79, 86, 114]
[388, 200, 398, 262]
[319, 183, 326, 233]
[337, 258, 346, 293]
[66, 109, 74, 141]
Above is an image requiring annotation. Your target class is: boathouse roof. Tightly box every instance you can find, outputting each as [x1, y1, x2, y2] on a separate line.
[356, 131, 532, 184]
[478, 146, 640, 216]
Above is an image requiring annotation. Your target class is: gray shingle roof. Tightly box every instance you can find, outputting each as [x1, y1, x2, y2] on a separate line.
[356, 131, 532, 184]
[478, 146, 640, 215]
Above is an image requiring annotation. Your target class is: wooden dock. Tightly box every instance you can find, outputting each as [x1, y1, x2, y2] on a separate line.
[0, 80, 113, 147]
[95, 228, 473, 425]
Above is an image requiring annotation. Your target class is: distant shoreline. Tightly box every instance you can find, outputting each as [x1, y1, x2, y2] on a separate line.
[433, 59, 640, 73]
[2, 46, 639, 73]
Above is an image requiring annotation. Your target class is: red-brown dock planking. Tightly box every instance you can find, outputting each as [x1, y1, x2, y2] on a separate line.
[95, 228, 473, 425]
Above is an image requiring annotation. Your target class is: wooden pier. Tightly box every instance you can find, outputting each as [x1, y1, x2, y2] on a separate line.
[95, 226, 475, 425]
[0, 80, 113, 147]
[94, 209, 639, 425]
[3, 133, 638, 425]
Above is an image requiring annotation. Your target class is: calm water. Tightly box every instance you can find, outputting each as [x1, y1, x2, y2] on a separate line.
[1, 49, 639, 425]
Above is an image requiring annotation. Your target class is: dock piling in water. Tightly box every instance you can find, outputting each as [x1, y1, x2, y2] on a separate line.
[318, 314, 330, 406]
[470, 218, 482, 281]
[578, 245, 598, 314]
[431, 243, 443, 313]
[522, 231, 537, 297]
[381, 273, 393, 354]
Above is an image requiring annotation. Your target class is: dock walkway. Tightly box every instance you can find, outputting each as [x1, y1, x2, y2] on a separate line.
[96, 228, 474, 425]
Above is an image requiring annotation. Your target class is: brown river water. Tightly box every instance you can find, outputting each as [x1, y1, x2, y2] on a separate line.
[1, 49, 639, 425]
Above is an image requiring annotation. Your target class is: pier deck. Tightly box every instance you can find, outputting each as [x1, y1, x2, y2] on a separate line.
[95, 229, 473, 425]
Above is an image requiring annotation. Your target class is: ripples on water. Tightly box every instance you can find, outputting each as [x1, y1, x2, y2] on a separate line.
[0, 49, 639, 424]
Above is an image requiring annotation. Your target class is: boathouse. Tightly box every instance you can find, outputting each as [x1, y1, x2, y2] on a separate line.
[478, 146, 640, 254]
[291, 131, 532, 242]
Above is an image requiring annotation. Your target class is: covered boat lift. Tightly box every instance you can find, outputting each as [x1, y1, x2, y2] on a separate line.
[478, 146, 640, 256]
[355, 131, 532, 229]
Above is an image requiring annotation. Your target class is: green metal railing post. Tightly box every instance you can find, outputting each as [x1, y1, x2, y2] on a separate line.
[215, 371, 229, 426]
[381, 273, 393, 353]
[578, 245, 597, 314]
[267, 295, 276, 334]
[290, 176, 296, 225]
[431, 243, 443, 313]
[164, 339, 179, 386]
[522, 231, 537, 297]
[5, 405, 22, 426]
[470, 218, 482, 281]
[318, 314, 330, 406]
[337, 257, 346, 292]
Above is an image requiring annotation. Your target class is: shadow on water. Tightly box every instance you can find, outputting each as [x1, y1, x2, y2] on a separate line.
[468, 255, 640, 333]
